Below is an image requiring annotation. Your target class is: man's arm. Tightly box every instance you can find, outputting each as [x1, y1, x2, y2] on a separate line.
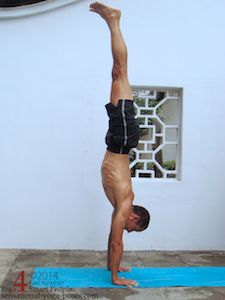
[107, 228, 130, 272]
[109, 210, 124, 281]
[108, 202, 138, 287]
[107, 212, 115, 270]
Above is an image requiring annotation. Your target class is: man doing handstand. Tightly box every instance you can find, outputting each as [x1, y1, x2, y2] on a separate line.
[90, 2, 150, 288]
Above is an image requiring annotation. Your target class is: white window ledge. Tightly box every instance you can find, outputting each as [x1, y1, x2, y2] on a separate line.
[0, 0, 82, 19]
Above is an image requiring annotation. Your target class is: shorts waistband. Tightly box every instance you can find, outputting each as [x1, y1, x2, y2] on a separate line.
[105, 99, 134, 111]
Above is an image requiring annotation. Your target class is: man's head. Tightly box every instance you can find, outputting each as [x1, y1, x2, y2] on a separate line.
[125, 205, 150, 233]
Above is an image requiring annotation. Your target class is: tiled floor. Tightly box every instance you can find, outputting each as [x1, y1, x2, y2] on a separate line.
[0, 249, 225, 299]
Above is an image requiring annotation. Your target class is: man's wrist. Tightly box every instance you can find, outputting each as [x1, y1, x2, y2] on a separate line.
[112, 275, 118, 282]
[111, 268, 119, 281]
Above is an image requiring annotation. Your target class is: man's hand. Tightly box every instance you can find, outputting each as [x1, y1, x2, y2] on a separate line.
[118, 266, 131, 272]
[113, 277, 138, 288]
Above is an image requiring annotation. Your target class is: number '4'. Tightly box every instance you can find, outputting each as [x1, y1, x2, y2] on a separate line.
[13, 271, 27, 292]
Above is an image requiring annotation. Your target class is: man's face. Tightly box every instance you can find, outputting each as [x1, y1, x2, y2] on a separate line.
[125, 212, 141, 233]
[125, 223, 138, 233]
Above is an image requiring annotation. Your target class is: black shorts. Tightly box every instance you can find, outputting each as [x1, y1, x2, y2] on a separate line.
[105, 99, 140, 154]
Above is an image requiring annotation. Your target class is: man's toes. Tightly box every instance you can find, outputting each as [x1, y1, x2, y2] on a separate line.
[89, 4, 97, 11]
[90, 2, 99, 11]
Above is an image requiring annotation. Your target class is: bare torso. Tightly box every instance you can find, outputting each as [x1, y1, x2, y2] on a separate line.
[101, 150, 133, 207]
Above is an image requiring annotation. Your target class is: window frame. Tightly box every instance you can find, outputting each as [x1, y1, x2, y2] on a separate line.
[130, 85, 183, 182]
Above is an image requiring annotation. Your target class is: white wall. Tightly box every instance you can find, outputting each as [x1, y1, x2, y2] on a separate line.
[0, 0, 225, 250]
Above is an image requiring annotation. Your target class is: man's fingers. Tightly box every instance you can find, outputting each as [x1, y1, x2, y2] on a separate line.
[125, 279, 138, 287]
[130, 280, 138, 286]
[125, 282, 132, 288]
[118, 266, 131, 272]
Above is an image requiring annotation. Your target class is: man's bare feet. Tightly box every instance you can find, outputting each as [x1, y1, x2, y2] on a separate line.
[89, 2, 121, 24]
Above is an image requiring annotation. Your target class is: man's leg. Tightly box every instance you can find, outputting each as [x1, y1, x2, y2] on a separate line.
[90, 2, 132, 106]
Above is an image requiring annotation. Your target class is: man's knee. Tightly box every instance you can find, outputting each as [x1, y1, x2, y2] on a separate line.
[112, 64, 127, 81]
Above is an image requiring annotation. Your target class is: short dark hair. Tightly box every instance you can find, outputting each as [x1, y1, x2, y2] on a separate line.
[133, 205, 150, 231]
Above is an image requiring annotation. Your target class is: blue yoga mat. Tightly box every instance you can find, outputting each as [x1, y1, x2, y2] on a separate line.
[32, 267, 225, 288]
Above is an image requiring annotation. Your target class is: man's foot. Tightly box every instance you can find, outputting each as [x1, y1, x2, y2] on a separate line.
[89, 2, 121, 24]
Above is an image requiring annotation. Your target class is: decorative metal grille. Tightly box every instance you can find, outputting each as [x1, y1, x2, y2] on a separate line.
[130, 86, 182, 180]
